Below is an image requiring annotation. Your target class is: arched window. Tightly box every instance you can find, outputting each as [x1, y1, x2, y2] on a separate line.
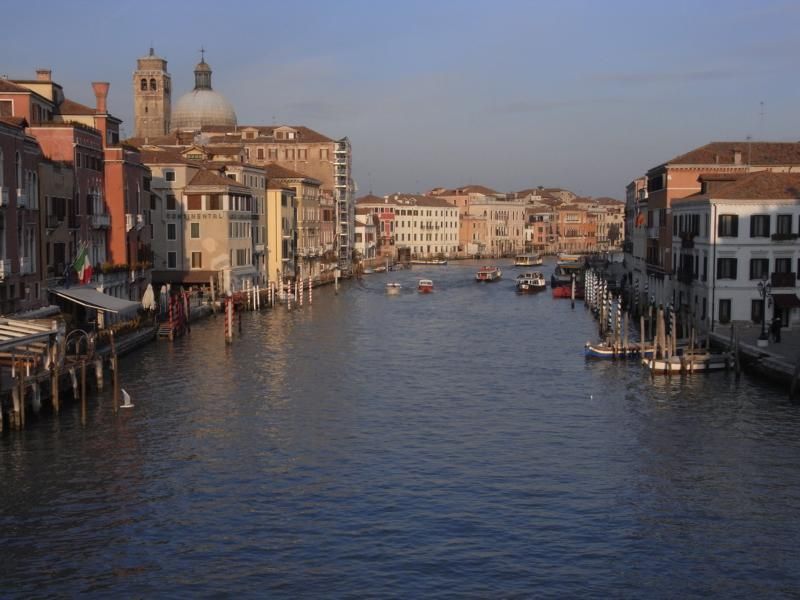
[150, 79, 157, 91]
[140, 78, 147, 91]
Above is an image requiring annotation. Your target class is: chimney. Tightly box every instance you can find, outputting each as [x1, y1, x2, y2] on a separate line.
[36, 69, 52, 82]
[91, 81, 110, 114]
[733, 148, 742, 165]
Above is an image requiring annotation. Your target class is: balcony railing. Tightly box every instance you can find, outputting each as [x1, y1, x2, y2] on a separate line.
[47, 214, 62, 229]
[771, 272, 797, 287]
[0, 187, 7, 207]
[0, 259, 9, 279]
[19, 257, 33, 274]
[771, 233, 798, 242]
[647, 226, 659, 240]
[91, 214, 110, 228]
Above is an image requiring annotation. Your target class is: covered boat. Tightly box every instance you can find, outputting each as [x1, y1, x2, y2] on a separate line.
[475, 266, 502, 282]
[418, 279, 434, 293]
[516, 272, 546, 293]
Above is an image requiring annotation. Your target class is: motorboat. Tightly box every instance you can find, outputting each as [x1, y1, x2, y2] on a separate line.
[515, 272, 546, 293]
[385, 282, 402, 295]
[514, 253, 543, 267]
[418, 279, 434, 293]
[475, 266, 502, 282]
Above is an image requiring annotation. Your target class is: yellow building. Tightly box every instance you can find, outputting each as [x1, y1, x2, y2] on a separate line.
[266, 182, 296, 286]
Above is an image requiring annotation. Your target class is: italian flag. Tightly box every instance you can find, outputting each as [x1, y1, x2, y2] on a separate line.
[73, 245, 93, 284]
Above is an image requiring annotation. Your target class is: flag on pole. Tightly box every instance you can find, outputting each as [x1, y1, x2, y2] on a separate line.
[72, 244, 93, 284]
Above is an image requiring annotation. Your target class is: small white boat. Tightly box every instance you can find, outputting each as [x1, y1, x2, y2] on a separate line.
[514, 253, 543, 267]
[643, 352, 731, 374]
[515, 271, 546, 292]
[475, 266, 502, 282]
[385, 282, 402, 295]
[418, 279, 434, 293]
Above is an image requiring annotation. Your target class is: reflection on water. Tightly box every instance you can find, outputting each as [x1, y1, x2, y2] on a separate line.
[2, 259, 800, 597]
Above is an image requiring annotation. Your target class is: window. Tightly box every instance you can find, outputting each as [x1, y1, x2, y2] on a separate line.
[167, 223, 176, 240]
[190, 222, 200, 239]
[140, 78, 147, 91]
[208, 195, 221, 210]
[752, 299, 764, 324]
[187, 195, 202, 210]
[717, 257, 737, 279]
[166, 194, 176, 210]
[167, 251, 177, 269]
[718, 299, 732, 324]
[191, 252, 202, 269]
[749, 258, 769, 280]
[0, 100, 12, 117]
[718, 214, 738, 237]
[777, 214, 793, 235]
[257, 148, 264, 160]
[775, 257, 792, 273]
[750, 215, 770, 237]
[150, 79, 157, 91]
[164, 170, 175, 182]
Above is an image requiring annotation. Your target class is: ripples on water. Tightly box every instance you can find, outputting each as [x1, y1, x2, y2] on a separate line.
[3, 260, 800, 598]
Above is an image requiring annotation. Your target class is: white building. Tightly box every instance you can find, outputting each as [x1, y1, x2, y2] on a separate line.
[671, 171, 800, 334]
[355, 194, 460, 259]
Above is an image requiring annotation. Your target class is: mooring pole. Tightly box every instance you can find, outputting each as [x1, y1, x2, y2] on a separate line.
[80, 359, 87, 426]
[111, 331, 119, 414]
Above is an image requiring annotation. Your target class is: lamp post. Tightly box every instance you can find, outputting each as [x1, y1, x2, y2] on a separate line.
[757, 278, 772, 346]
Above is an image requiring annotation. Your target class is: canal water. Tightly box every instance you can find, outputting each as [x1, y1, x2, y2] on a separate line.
[3, 259, 800, 598]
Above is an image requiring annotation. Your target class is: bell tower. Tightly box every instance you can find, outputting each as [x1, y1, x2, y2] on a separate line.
[133, 47, 171, 139]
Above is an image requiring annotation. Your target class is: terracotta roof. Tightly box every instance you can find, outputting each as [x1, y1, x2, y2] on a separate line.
[188, 168, 248, 190]
[264, 162, 320, 183]
[0, 116, 27, 128]
[594, 197, 623, 205]
[140, 148, 196, 166]
[58, 98, 97, 116]
[201, 124, 335, 143]
[702, 171, 800, 200]
[356, 193, 456, 208]
[266, 181, 294, 191]
[665, 142, 800, 167]
[0, 79, 31, 93]
[125, 133, 185, 147]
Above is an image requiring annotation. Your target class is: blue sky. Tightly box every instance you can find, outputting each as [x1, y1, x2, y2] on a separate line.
[2, 0, 799, 198]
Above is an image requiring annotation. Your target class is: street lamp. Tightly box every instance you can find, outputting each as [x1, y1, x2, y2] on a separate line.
[757, 278, 772, 344]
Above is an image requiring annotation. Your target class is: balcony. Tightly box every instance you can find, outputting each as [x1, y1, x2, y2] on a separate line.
[136, 213, 145, 229]
[771, 233, 798, 242]
[0, 187, 7, 207]
[647, 226, 659, 240]
[46, 214, 62, 229]
[0, 259, 9, 279]
[126, 213, 134, 231]
[254, 243, 265, 253]
[91, 214, 110, 229]
[16, 189, 27, 209]
[19, 257, 33, 274]
[771, 272, 797, 287]
[677, 268, 694, 285]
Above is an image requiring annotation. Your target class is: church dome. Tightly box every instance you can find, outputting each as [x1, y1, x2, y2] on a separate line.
[171, 56, 237, 131]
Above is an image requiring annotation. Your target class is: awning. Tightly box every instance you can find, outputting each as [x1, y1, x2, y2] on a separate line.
[50, 286, 141, 315]
[773, 293, 800, 309]
[0, 318, 58, 352]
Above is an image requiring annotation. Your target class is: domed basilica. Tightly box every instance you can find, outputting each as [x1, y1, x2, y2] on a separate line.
[133, 49, 237, 138]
